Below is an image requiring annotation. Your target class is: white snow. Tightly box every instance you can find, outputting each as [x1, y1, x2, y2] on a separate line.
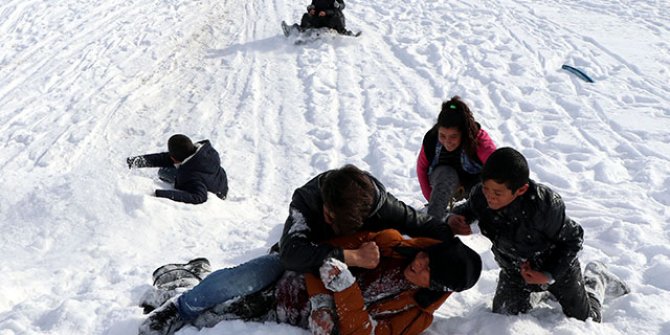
[1, 0, 669, 334]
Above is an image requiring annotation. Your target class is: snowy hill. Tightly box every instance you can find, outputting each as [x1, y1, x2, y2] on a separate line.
[1, 0, 669, 334]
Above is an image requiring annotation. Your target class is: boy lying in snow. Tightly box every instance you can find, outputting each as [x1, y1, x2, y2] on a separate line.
[126, 134, 228, 204]
[138, 229, 482, 335]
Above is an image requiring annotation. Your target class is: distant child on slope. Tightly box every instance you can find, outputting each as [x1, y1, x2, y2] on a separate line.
[284, 0, 354, 36]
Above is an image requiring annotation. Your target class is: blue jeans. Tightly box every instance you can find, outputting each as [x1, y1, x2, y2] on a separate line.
[176, 253, 284, 321]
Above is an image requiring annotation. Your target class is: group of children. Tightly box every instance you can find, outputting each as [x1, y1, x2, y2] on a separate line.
[127, 2, 629, 333]
[130, 92, 629, 335]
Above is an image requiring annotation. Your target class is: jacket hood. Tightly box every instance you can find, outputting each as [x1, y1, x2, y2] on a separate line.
[180, 140, 222, 174]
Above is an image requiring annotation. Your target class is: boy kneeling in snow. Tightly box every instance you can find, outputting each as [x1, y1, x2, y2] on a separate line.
[447, 147, 630, 322]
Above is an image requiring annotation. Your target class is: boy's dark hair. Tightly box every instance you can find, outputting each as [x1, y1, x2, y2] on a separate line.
[320, 164, 375, 235]
[436, 96, 480, 159]
[480, 147, 529, 192]
[168, 134, 197, 162]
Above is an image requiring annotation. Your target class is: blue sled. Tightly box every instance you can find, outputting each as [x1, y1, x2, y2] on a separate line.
[562, 64, 594, 83]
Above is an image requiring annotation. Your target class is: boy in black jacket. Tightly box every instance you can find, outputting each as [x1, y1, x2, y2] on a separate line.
[127, 134, 228, 204]
[139, 164, 454, 335]
[279, 164, 454, 273]
[447, 147, 629, 322]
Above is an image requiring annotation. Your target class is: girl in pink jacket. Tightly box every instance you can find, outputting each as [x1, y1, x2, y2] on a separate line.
[416, 96, 496, 219]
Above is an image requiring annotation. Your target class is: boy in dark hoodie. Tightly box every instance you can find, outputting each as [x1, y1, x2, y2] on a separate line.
[127, 134, 228, 204]
[447, 147, 629, 322]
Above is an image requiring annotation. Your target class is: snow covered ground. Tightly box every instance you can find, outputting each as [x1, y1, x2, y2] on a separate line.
[1, 0, 669, 334]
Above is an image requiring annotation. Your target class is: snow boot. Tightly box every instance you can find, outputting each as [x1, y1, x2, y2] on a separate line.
[583, 260, 630, 322]
[584, 261, 630, 298]
[140, 258, 211, 313]
[140, 288, 181, 314]
[152, 257, 211, 290]
[138, 299, 184, 335]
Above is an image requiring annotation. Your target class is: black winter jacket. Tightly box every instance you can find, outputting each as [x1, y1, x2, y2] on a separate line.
[308, 0, 345, 16]
[130, 140, 228, 204]
[279, 170, 454, 273]
[452, 180, 583, 281]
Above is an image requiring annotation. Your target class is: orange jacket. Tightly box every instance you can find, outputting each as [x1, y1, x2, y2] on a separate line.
[305, 229, 451, 335]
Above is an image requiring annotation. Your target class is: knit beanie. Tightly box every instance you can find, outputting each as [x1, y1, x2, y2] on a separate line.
[167, 134, 197, 162]
[427, 237, 482, 292]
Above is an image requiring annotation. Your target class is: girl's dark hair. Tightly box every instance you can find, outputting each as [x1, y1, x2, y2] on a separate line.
[436, 96, 480, 159]
[480, 147, 529, 192]
[321, 164, 375, 235]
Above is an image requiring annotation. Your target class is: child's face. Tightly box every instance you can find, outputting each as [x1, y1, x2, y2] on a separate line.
[403, 251, 430, 288]
[482, 179, 527, 210]
[438, 127, 462, 152]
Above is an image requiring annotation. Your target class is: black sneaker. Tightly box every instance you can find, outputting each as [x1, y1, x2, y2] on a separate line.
[138, 300, 184, 335]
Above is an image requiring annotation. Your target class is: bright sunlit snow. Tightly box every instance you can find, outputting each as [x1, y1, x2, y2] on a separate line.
[1, 0, 669, 334]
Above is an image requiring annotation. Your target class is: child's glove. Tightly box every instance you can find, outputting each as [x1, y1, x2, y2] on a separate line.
[126, 156, 147, 168]
[309, 294, 337, 335]
[319, 258, 355, 292]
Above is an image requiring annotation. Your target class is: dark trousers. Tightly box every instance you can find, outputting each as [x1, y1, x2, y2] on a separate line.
[158, 166, 177, 183]
[158, 166, 226, 200]
[492, 261, 602, 322]
[300, 12, 346, 33]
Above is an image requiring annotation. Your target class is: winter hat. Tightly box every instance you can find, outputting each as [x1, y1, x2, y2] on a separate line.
[426, 237, 482, 292]
[167, 134, 197, 162]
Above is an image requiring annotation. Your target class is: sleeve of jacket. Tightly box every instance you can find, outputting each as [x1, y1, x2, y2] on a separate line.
[416, 145, 432, 202]
[155, 177, 208, 204]
[537, 193, 584, 280]
[450, 186, 482, 223]
[279, 205, 344, 273]
[475, 129, 497, 164]
[375, 192, 454, 242]
[128, 152, 173, 168]
[333, 284, 444, 335]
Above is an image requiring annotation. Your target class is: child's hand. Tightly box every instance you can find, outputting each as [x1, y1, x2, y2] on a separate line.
[447, 215, 472, 235]
[343, 242, 380, 269]
[319, 258, 355, 292]
[520, 261, 550, 285]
